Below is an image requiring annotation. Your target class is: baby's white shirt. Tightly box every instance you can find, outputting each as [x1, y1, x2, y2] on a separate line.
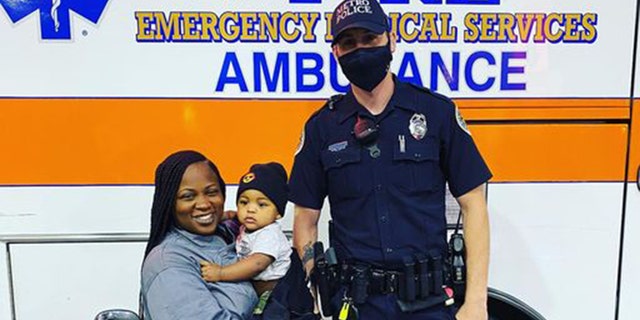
[236, 222, 292, 281]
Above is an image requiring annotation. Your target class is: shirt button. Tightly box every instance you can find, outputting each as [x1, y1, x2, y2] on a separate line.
[385, 248, 393, 253]
[375, 184, 382, 191]
[380, 216, 387, 223]
[414, 153, 421, 158]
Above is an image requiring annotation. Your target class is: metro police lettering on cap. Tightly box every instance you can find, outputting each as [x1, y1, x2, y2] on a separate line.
[335, 0, 373, 24]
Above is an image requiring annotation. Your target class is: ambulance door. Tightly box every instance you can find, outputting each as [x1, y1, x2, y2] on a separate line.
[468, 103, 629, 320]
[618, 32, 640, 318]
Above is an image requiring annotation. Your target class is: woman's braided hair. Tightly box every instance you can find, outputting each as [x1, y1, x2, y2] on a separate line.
[143, 150, 226, 258]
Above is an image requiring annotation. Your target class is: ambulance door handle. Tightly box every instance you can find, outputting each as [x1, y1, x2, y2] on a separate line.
[637, 165, 640, 191]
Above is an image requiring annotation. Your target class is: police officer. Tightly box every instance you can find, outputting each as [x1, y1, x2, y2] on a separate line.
[289, 0, 492, 319]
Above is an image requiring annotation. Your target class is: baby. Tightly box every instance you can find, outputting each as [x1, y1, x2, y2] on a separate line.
[200, 162, 292, 297]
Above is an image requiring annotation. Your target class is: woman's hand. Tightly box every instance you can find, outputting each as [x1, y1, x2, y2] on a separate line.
[200, 260, 223, 282]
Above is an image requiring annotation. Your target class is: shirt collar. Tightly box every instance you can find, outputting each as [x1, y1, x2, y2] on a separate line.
[172, 226, 226, 248]
[337, 75, 418, 124]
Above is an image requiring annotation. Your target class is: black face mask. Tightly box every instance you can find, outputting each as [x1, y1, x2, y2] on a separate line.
[338, 41, 392, 92]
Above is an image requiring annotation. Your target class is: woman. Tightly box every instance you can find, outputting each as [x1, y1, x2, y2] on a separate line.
[140, 150, 258, 320]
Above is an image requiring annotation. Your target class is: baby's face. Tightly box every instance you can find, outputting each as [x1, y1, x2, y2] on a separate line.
[237, 189, 281, 231]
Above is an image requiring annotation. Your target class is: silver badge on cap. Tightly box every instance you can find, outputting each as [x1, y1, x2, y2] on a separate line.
[409, 113, 427, 140]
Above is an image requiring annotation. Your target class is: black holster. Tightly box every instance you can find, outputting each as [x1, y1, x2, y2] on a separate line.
[312, 242, 341, 317]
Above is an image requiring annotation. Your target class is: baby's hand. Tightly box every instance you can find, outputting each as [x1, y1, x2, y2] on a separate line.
[200, 260, 222, 282]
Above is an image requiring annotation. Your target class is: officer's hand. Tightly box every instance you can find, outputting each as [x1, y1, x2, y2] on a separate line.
[200, 260, 223, 282]
[455, 301, 488, 320]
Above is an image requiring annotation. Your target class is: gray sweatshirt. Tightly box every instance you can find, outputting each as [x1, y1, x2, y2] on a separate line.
[141, 227, 258, 319]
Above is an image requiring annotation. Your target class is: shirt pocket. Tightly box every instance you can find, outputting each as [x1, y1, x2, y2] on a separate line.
[390, 136, 441, 194]
[321, 147, 363, 199]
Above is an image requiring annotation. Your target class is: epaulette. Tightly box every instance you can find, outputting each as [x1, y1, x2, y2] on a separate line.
[407, 82, 453, 105]
[309, 94, 344, 119]
[408, 82, 432, 94]
[326, 94, 344, 111]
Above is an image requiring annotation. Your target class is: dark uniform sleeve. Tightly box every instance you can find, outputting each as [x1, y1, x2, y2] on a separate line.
[441, 101, 492, 198]
[288, 116, 327, 210]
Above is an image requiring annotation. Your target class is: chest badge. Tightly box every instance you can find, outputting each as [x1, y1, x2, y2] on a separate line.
[409, 113, 427, 140]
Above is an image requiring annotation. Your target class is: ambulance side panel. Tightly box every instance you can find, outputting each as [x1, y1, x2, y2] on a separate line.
[0, 0, 638, 319]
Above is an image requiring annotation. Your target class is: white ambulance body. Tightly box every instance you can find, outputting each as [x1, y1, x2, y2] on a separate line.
[0, 0, 639, 319]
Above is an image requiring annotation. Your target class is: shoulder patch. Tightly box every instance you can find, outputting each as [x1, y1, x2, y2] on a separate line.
[456, 108, 471, 136]
[294, 128, 306, 156]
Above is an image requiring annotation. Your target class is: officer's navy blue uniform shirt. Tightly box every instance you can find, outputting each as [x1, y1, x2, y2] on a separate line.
[289, 76, 492, 267]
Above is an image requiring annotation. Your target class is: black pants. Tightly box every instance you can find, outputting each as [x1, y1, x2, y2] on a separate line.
[252, 250, 319, 320]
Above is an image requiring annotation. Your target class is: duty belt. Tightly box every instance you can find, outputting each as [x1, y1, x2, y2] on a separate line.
[312, 243, 456, 316]
[342, 261, 447, 299]
[368, 268, 401, 295]
[342, 255, 455, 313]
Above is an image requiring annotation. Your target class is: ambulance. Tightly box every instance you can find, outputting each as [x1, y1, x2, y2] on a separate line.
[0, 0, 638, 319]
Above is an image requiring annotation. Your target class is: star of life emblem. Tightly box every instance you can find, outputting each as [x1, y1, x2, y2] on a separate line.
[409, 113, 427, 140]
[0, 0, 111, 40]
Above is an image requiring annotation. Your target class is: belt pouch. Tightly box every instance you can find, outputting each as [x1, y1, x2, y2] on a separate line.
[431, 255, 443, 290]
[415, 253, 429, 299]
[400, 256, 416, 302]
[350, 265, 369, 305]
